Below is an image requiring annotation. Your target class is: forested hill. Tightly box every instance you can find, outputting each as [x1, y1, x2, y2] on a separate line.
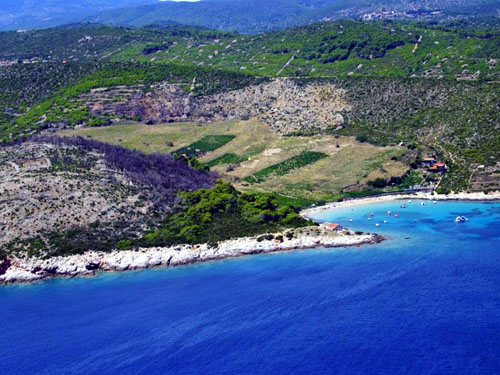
[1, 20, 499, 81]
[0, 0, 158, 31]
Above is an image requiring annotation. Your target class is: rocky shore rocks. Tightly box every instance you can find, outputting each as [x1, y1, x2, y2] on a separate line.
[0, 228, 383, 284]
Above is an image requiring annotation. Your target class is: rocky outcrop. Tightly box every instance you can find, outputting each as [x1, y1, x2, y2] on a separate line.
[109, 78, 351, 134]
[0, 228, 384, 284]
[0, 258, 11, 275]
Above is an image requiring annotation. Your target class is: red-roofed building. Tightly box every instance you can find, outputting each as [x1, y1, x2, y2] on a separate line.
[428, 162, 447, 172]
[320, 223, 343, 231]
[422, 157, 436, 167]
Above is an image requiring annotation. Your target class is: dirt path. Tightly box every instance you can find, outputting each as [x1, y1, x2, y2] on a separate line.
[467, 164, 483, 191]
[412, 35, 423, 54]
[99, 42, 132, 60]
[277, 50, 300, 76]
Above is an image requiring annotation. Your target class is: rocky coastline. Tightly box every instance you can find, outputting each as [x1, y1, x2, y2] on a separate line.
[0, 228, 384, 285]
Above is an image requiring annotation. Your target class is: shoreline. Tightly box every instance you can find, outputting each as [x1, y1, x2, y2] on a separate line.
[0, 228, 384, 285]
[3, 191, 498, 285]
[301, 191, 500, 218]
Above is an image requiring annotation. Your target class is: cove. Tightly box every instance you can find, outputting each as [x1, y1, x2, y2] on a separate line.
[1, 200, 500, 374]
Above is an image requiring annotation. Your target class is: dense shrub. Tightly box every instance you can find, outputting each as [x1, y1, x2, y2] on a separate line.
[139, 181, 311, 247]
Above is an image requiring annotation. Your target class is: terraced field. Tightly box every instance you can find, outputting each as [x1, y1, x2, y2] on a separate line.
[175, 135, 236, 158]
[469, 162, 500, 192]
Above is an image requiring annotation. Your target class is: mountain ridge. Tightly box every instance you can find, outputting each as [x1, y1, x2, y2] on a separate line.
[1, 0, 499, 33]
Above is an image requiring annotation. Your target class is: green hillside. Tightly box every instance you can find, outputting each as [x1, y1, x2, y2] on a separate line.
[0, 19, 499, 195]
[1, 20, 498, 81]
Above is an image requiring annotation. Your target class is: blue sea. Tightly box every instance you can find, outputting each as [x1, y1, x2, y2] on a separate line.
[1, 200, 500, 374]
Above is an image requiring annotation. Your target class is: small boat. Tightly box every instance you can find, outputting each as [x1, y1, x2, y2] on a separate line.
[375, 224, 380, 227]
[408, 200, 412, 203]
[455, 216, 469, 223]
[383, 220, 388, 223]
[368, 217, 371, 220]
[349, 219, 353, 222]
[433, 201, 437, 204]
[370, 213, 374, 217]
[387, 211, 392, 216]
[394, 214, 399, 218]
[400, 204, 407, 208]
[421, 202, 425, 206]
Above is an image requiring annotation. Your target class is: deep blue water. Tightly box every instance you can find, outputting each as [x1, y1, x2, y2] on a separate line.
[1, 200, 500, 374]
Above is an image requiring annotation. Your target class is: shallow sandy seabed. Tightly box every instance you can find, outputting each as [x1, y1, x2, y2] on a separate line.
[301, 191, 500, 218]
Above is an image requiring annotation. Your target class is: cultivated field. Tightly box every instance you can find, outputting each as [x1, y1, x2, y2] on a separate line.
[63, 118, 409, 200]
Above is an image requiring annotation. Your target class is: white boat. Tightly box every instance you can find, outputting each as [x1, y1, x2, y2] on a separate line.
[421, 202, 425, 206]
[455, 216, 469, 223]
[376, 224, 380, 227]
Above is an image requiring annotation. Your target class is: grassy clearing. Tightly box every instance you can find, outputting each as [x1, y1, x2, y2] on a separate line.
[60, 120, 240, 153]
[244, 151, 328, 183]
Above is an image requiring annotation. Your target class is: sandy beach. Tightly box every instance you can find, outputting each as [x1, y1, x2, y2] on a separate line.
[301, 191, 500, 218]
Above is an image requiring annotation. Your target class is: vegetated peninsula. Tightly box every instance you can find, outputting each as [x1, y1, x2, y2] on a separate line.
[0, 18, 499, 283]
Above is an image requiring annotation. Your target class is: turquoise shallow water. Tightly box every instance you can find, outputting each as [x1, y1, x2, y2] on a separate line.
[1, 200, 500, 374]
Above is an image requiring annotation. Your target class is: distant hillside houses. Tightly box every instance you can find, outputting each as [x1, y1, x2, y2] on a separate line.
[0, 60, 15, 67]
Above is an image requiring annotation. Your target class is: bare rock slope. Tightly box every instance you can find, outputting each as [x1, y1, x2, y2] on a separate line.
[109, 78, 351, 134]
